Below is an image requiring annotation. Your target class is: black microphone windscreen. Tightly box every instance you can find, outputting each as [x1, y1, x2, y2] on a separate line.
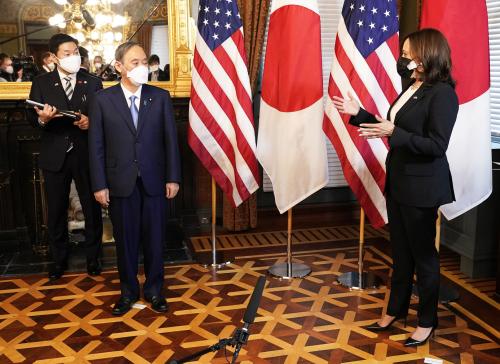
[242, 275, 265, 324]
[82, 9, 95, 27]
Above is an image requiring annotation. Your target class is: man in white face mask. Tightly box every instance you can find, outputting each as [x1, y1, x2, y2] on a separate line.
[27, 33, 104, 282]
[147, 54, 168, 81]
[40, 52, 55, 74]
[88, 41, 181, 316]
[0, 53, 16, 82]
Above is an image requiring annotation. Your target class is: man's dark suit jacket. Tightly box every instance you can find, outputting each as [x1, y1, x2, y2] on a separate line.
[350, 81, 459, 208]
[28, 69, 103, 171]
[88, 83, 181, 197]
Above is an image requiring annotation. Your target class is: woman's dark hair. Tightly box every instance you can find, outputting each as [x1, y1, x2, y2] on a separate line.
[148, 54, 160, 64]
[403, 28, 455, 88]
[0, 53, 9, 66]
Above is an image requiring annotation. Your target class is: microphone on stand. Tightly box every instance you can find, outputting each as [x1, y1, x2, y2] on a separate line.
[81, 8, 95, 28]
[230, 275, 266, 364]
[166, 275, 266, 364]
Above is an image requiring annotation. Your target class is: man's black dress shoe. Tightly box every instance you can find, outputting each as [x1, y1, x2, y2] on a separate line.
[87, 260, 102, 276]
[48, 264, 67, 281]
[112, 296, 138, 316]
[145, 296, 168, 313]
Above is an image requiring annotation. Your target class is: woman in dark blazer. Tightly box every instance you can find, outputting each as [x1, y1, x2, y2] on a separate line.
[333, 28, 459, 347]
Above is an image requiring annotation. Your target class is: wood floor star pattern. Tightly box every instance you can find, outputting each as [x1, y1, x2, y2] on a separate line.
[0, 246, 498, 363]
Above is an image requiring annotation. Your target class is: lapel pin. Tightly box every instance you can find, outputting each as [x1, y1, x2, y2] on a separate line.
[413, 96, 418, 99]
[54, 83, 59, 86]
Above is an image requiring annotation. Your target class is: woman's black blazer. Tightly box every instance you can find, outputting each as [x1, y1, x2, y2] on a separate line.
[350, 81, 459, 208]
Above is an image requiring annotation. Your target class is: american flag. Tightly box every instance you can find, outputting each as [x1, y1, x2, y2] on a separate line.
[323, 0, 401, 228]
[188, 0, 260, 207]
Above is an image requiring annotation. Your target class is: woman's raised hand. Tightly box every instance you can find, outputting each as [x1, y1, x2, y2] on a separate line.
[332, 91, 360, 116]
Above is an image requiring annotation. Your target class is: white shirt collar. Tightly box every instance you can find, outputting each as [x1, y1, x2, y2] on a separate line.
[57, 68, 76, 81]
[120, 82, 142, 104]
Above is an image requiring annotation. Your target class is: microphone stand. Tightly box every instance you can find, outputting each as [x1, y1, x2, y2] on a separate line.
[168, 337, 234, 364]
[0, 19, 72, 46]
[169, 276, 266, 364]
[168, 326, 249, 364]
[230, 326, 249, 364]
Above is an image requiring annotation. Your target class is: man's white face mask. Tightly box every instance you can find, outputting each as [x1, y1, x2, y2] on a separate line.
[126, 65, 149, 86]
[58, 54, 81, 74]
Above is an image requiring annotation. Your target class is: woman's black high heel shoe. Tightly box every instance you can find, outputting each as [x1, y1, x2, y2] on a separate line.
[404, 324, 437, 347]
[365, 316, 407, 332]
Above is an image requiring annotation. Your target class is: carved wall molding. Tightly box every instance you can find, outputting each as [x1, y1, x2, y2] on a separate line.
[0, 0, 194, 100]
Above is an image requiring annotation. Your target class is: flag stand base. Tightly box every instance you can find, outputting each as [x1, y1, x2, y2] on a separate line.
[199, 250, 231, 269]
[267, 209, 311, 279]
[337, 209, 382, 290]
[338, 271, 382, 290]
[268, 262, 311, 279]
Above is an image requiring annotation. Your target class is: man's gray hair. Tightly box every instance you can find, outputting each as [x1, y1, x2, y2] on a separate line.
[115, 41, 142, 62]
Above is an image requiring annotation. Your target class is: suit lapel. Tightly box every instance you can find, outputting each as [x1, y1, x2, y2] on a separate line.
[109, 84, 136, 136]
[393, 83, 431, 124]
[70, 71, 88, 109]
[136, 85, 153, 137]
[50, 70, 69, 109]
[386, 82, 411, 119]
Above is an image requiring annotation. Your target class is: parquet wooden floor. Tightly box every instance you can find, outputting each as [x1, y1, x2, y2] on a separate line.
[0, 244, 498, 363]
[189, 225, 386, 253]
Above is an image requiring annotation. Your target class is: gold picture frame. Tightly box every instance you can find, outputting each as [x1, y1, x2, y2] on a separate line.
[0, 0, 193, 100]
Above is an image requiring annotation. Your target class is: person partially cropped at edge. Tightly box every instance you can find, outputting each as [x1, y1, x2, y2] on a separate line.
[333, 28, 458, 347]
[28, 33, 103, 281]
[88, 41, 181, 315]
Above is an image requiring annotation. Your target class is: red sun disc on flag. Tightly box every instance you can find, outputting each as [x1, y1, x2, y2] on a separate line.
[261, 5, 323, 112]
[420, 0, 490, 104]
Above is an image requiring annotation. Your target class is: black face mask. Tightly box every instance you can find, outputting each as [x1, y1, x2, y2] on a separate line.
[396, 57, 414, 79]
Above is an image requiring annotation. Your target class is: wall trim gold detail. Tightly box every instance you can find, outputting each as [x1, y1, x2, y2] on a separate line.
[0, 0, 193, 100]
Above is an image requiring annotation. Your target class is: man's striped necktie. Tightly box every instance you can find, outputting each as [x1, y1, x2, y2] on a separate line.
[64, 76, 73, 100]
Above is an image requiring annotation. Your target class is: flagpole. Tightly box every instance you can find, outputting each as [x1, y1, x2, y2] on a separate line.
[211, 177, 217, 264]
[268, 208, 311, 279]
[200, 177, 230, 268]
[358, 208, 365, 288]
[286, 208, 293, 276]
[338, 208, 381, 289]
